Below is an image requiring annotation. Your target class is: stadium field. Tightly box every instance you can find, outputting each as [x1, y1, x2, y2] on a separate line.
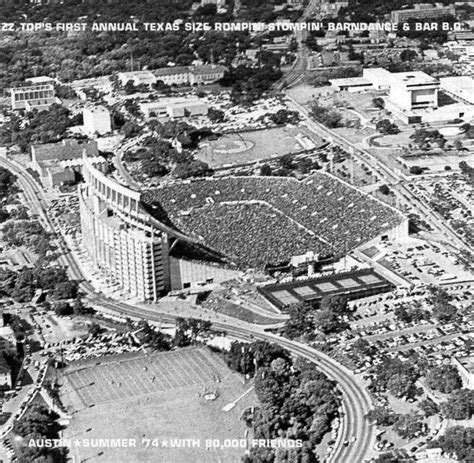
[60, 348, 256, 463]
[196, 126, 323, 168]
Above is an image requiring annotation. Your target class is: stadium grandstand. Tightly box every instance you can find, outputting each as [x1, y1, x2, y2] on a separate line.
[142, 174, 408, 270]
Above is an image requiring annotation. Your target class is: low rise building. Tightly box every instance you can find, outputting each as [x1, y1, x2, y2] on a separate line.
[31, 139, 105, 188]
[391, 4, 456, 23]
[139, 97, 208, 119]
[10, 83, 58, 111]
[118, 70, 157, 87]
[153, 64, 226, 86]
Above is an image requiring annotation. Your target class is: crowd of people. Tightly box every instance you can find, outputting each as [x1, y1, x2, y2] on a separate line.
[179, 203, 324, 268]
[143, 173, 402, 268]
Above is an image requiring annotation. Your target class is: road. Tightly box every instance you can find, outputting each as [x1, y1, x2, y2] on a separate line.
[277, 0, 320, 89]
[0, 153, 375, 463]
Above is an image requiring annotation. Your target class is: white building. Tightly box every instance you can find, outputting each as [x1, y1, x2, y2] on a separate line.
[10, 84, 58, 111]
[139, 97, 208, 119]
[118, 71, 157, 88]
[83, 105, 112, 136]
[453, 355, 474, 390]
[389, 71, 439, 111]
[153, 65, 226, 86]
[391, 5, 456, 23]
[0, 325, 17, 355]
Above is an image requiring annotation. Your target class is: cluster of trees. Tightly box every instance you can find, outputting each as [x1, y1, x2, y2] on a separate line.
[0, 166, 18, 201]
[226, 341, 340, 463]
[310, 101, 343, 129]
[393, 305, 429, 324]
[0, 166, 19, 222]
[429, 426, 474, 463]
[370, 357, 421, 399]
[268, 109, 300, 126]
[459, 161, 474, 185]
[440, 389, 474, 420]
[425, 365, 463, 394]
[410, 128, 446, 151]
[428, 286, 460, 323]
[282, 296, 352, 341]
[259, 154, 321, 179]
[124, 132, 212, 180]
[13, 405, 66, 463]
[0, 105, 82, 152]
[308, 67, 360, 88]
[376, 119, 400, 135]
[0, 266, 78, 303]
[220, 65, 283, 105]
[367, 408, 425, 439]
[134, 318, 212, 351]
[2, 219, 55, 258]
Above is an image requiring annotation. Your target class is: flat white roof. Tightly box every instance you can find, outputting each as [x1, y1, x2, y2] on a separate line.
[391, 71, 438, 85]
[329, 77, 372, 87]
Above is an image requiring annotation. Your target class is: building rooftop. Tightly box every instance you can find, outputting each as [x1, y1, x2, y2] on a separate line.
[84, 105, 110, 114]
[391, 71, 439, 86]
[31, 139, 99, 162]
[329, 77, 372, 87]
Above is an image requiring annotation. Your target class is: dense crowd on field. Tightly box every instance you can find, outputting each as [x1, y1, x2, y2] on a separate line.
[143, 174, 402, 268]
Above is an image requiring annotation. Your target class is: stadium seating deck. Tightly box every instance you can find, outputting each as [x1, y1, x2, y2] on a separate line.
[143, 174, 403, 269]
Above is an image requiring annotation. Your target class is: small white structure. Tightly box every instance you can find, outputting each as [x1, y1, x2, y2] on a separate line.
[83, 105, 112, 136]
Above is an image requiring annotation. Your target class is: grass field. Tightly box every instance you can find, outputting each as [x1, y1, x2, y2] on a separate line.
[60, 348, 257, 463]
[196, 126, 323, 168]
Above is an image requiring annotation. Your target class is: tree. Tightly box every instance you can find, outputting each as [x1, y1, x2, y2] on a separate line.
[387, 373, 418, 399]
[208, 108, 225, 123]
[418, 398, 439, 417]
[400, 49, 418, 62]
[376, 119, 400, 135]
[409, 166, 424, 175]
[366, 406, 398, 426]
[121, 121, 142, 138]
[173, 160, 211, 179]
[88, 323, 102, 337]
[379, 184, 390, 195]
[52, 280, 78, 299]
[440, 389, 474, 420]
[392, 413, 424, 439]
[320, 295, 352, 316]
[260, 164, 272, 176]
[53, 302, 72, 316]
[372, 97, 385, 109]
[429, 426, 474, 463]
[310, 102, 342, 128]
[314, 309, 348, 335]
[426, 365, 463, 394]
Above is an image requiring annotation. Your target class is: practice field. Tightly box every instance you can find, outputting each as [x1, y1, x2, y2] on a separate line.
[60, 348, 257, 463]
[196, 126, 324, 168]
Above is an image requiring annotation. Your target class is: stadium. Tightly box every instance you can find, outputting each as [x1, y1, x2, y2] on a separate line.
[80, 153, 408, 300]
[142, 173, 408, 271]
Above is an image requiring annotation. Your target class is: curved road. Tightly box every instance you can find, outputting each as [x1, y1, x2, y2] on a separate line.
[0, 153, 375, 463]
